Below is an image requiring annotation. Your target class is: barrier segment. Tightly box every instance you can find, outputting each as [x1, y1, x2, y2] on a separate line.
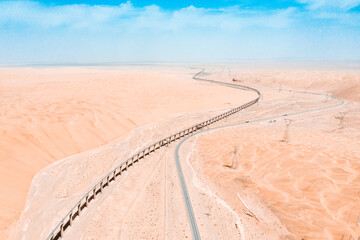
[45, 70, 260, 240]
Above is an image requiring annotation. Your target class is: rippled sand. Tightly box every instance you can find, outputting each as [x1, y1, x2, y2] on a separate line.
[3, 65, 360, 239]
[195, 124, 360, 239]
[191, 69, 360, 239]
[0, 66, 253, 238]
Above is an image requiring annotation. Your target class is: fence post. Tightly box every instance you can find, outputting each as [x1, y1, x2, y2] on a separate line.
[60, 221, 64, 237]
[78, 202, 81, 216]
[44, 75, 261, 240]
[69, 212, 73, 226]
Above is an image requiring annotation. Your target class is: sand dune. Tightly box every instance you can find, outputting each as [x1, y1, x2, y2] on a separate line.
[3, 65, 360, 239]
[227, 70, 360, 102]
[0, 66, 256, 238]
[190, 70, 360, 239]
[194, 121, 360, 239]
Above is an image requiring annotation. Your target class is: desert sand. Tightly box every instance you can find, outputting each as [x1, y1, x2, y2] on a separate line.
[2, 64, 360, 240]
[0, 65, 256, 239]
[190, 69, 360, 239]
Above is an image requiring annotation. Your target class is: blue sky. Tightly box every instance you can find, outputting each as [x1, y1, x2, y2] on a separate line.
[29, 0, 304, 10]
[0, 0, 360, 63]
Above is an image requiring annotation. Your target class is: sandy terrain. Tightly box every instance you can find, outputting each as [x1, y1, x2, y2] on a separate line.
[10, 71, 257, 239]
[188, 69, 360, 239]
[0, 66, 256, 238]
[53, 111, 248, 240]
[3, 64, 360, 240]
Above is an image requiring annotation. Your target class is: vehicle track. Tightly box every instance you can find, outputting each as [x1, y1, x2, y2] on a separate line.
[118, 148, 167, 239]
[118, 149, 168, 239]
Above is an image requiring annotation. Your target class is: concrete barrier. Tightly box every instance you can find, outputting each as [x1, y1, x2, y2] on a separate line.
[45, 69, 261, 240]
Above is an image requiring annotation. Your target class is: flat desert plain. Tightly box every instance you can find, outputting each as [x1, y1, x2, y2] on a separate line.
[1, 64, 359, 240]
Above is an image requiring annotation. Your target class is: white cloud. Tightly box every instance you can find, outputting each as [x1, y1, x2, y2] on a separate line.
[0, 1, 359, 63]
[168, 6, 296, 31]
[0, 1, 294, 31]
[0, 1, 136, 28]
[297, 0, 360, 11]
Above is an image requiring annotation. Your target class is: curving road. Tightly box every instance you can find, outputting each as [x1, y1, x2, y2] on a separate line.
[45, 68, 261, 240]
[173, 69, 261, 240]
[174, 69, 345, 240]
[46, 67, 344, 240]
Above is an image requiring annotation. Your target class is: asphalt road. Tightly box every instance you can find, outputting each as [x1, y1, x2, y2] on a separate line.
[174, 69, 344, 240]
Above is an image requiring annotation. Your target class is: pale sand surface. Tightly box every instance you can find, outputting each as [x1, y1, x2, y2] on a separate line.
[188, 69, 360, 239]
[58, 111, 247, 240]
[3, 65, 360, 239]
[0, 66, 256, 238]
[12, 76, 256, 239]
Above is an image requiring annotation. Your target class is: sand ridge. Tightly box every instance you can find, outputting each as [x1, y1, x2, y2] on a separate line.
[0, 66, 257, 238]
[3, 65, 360, 239]
[188, 70, 360, 239]
[2, 66, 257, 239]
